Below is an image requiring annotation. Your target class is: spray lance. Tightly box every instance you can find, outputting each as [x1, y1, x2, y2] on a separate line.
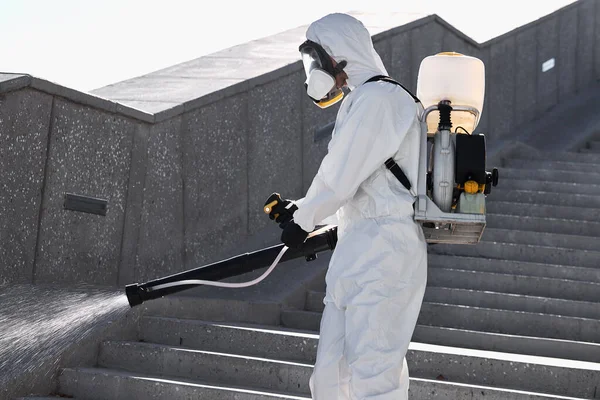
[125, 199, 337, 308]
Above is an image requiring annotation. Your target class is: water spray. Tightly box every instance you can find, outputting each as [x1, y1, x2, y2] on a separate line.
[125, 225, 338, 307]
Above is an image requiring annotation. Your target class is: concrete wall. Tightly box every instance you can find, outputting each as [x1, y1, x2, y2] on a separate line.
[0, 0, 598, 287]
[0, 88, 52, 284]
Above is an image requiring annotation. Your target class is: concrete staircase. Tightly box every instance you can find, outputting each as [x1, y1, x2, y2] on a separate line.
[23, 149, 600, 399]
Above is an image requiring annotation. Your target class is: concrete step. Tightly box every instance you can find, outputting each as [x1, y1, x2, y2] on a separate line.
[425, 287, 600, 319]
[140, 317, 319, 363]
[500, 167, 600, 185]
[141, 295, 282, 325]
[415, 325, 600, 365]
[283, 304, 600, 343]
[431, 241, 600, 269]
[427, 268, 600, 303]
[407, 342, 600, 398]
[86, 338, 600, 399]
[579, 147, 600, 154]
[516, 150, 600, 164]
[427, 254, 600, 284]
[419, 303, 600, 343]
[487, 201, 600, 222]
[98, 341, 311, 396]
[490, 189, 600, 209]
[409, 378, 588, 400]
[141, 316, 600, 365]
[487, 214, 600, 237]
[506, 179, 600, 196]
[57, 366, 589, 400]
[307, 281, 600, 317]
[482, 228, 600, 250]
[559, 150, 600, 162]
[281, 309, 323, 332]
[505, 159, 600, 173]
[58, 367, 310, 399]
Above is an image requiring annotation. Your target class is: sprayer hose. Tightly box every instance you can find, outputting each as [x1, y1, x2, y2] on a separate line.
[148, 246, 289, 291]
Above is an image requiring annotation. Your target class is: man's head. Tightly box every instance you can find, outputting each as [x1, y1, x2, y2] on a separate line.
[300, 13, 388, 108]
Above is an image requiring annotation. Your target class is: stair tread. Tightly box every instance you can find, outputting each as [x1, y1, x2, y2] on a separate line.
[60, 367, 589, 400]
[143, 316, 600, 364]
[506, 179, 600, 187]
[500, 166, 600, 177]
[422, 301, 600, 323]
[62, 367, 310, 399]
[143, 315, 600, 346]
[495, 188, 599, 198]
[426, 286, 600, 313]
[434, 239, 600, 254]
[413, 325, 600, 363]
[285, 303, 600, 323]
[410, 377, 588, 400]
[485, 215, 600, 237]
[143, 315, 319, 336]
[427, 254, 592, 274]
[102, 340, 313, 366]
[102, 336, 600, 372]
[304, 288, 600, 319]
[429, 242, 600, 269]
[487, 213, 600, 226]
[507, 156, 600, 166]
[488, 200, 600, 212]
[482, 227, 600, 247]
[427, 267, 600, 286]
[309, 277, 600, 317]
[410, 341, 600, 371]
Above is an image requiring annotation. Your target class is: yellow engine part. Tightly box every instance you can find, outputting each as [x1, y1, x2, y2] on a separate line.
[464, 180, 480, 194]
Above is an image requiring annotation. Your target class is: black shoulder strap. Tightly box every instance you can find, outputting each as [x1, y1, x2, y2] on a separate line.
[365, 75, 420, 103]
[365, 74, 417, 192]
[385, 158, 412, 192]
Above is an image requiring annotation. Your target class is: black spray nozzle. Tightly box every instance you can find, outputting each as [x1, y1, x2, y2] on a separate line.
[124, 226, 338, 308]
[125, 283, 146, 308]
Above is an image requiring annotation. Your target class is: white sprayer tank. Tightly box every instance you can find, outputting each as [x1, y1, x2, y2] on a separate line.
[417, 52, 485, 133]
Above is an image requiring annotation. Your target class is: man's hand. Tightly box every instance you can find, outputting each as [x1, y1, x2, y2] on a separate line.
[281, 221, 309, 249]
[264, 193, 298, 225]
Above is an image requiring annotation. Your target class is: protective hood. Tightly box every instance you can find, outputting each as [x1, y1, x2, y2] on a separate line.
[306, 13, 388, 90]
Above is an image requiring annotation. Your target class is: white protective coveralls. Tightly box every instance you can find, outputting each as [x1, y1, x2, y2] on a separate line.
[292, 13, 428, 399]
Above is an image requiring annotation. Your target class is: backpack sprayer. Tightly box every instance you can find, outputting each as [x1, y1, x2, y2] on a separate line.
[415, 52, 498, 244]
[125, 52, 498, 308]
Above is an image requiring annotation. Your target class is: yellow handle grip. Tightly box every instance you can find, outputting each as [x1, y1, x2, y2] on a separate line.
[264, 200, 278, 214]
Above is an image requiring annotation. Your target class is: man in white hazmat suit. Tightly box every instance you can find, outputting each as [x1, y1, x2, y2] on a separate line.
[266, 13, 427, 399]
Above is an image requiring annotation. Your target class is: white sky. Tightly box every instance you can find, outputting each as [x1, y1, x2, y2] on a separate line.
[1, 0, 576, 92]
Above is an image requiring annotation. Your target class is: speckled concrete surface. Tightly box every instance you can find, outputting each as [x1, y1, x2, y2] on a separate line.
[130, 117, 185, 283]
[34, 98, 136, 286]
[0, 89, 52, 284]
[181, 93, 249, 269]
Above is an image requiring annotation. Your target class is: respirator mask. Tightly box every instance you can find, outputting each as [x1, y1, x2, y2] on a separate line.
[299, 40, 347, 109]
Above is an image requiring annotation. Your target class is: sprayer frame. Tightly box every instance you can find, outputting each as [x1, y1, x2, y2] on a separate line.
[414, 104, 486, 244]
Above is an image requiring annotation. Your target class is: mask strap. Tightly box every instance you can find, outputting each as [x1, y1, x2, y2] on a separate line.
[333, 60, 347, 76]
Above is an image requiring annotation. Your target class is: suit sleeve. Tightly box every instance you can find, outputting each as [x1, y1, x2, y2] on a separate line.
[293, 91, 415, 232]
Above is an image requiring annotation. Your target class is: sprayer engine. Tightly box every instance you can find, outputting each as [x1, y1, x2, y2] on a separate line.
[414, 52, 499, 244]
